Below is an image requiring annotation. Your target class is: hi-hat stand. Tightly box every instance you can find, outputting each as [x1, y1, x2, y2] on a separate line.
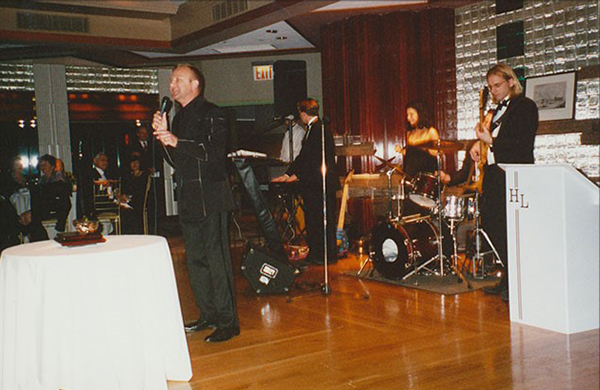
[446, 215, 473, 289]
[470, 191, 504, 279]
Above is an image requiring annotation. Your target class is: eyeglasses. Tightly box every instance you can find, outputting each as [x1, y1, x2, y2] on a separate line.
[488, 79, 508, 91]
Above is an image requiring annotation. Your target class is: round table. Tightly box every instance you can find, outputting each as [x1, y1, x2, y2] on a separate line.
[0, 235, 192, 390]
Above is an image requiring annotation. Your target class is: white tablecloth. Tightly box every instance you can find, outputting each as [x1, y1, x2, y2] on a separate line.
[0, 235, 192, 390]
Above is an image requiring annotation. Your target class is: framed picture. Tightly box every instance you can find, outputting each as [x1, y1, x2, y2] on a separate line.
[525, 72, 576, 121]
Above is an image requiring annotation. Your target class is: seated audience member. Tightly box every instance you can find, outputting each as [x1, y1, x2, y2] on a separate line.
[91, 152, 112, 182]
[83, 152, 115, 216]
[84, 152, 121, 234]
[0, 156, 47, 242]
[0, 194, 22, 250]
[31, 154, 72, 232]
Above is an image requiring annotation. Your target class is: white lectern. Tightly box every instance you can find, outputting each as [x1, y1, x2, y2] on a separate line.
[500, 164, 599, 334]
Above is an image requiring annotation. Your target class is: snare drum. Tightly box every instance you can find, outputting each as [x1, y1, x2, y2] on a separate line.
[409, 173, 438, 208]
[443, 195, 465, 220]
[442, 194, 476, 221]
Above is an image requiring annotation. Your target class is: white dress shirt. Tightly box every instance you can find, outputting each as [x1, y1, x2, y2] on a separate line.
[280, 123, 306, 162]
[486, 98, 510, 165]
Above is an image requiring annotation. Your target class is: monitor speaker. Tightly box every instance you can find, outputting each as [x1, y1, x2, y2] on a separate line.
[273, 60, 307, 119]
[241, 245, 297, 294]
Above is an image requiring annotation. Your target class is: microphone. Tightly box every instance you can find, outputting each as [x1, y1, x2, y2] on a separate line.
[285, 114, 295, 120]
[156, 96, 175, 165]
[159, 96, 173, 116]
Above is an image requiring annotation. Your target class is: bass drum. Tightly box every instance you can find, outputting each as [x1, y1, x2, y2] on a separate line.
[370, 219, 439, 280]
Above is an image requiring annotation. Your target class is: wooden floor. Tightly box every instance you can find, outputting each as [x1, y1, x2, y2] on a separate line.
[165, 236, 599, 390]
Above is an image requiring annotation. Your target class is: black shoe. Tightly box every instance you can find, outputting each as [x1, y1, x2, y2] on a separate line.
[483, 283, 503, 295]
[204, 327, 240, 343]
[184, 319, 217, 333]
[500, 288, 509, 302]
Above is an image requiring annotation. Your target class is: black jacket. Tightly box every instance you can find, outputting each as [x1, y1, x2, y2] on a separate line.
[129, 139, 153, 172]
[286, 118, 339, 193]
[164, 95, 234, 218]
[492, 94, 538, 164]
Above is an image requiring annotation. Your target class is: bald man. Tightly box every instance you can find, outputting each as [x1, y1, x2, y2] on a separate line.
[152, 64, 238, 342]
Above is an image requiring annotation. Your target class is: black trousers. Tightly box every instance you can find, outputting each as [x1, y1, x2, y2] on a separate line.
[482, 164, 508, 286]
[180, 211, 238, 329]
[302, 186, 337, 264]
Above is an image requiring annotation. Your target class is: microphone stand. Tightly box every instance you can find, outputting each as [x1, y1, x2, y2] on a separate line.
[436, 141, 444, 276]
[320, 119, 331, 295]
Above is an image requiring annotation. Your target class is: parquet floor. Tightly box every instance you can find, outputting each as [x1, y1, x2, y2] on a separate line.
[165, 234, 599, 390]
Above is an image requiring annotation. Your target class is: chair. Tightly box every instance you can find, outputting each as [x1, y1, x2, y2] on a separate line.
[141, 175, 151, 235]
[41, 188, 75, 240]
[93, 179, 121, 235]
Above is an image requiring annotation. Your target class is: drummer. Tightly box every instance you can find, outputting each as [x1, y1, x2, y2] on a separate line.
[394, 101, 453, 214]
[393, 101, 455, 258]
[394, 101, 440, 177]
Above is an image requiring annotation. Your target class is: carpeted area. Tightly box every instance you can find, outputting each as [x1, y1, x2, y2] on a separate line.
[345, 270, 500, 295]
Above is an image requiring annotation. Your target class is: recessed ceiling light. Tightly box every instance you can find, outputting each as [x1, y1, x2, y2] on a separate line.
[276, 36, 287, 40]
[266, 30, 278, 34]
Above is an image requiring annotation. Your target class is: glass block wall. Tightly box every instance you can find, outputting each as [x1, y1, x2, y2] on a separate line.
[0, 63, 158, 93]
[0, 63, 35, 91]
[65, 66, 158, 93]
[455, 0, 599, 178]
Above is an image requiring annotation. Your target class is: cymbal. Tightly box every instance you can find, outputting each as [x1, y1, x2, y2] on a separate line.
[416, 139, 463, 152]
[373, 155, 404, 174]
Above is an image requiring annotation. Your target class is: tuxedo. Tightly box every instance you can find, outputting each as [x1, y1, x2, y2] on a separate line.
[287, 118, 339, 264]
[129, 139, 153, 172]
[481, 94, 538, 278]
[487, 94, 537, 164]
[82, 166, 116, 217]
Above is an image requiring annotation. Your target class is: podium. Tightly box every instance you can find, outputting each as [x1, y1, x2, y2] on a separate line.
[500, 164, 599, 334]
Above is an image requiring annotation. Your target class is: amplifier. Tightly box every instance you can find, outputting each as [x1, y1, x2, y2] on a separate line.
[241, 246, 297, 294]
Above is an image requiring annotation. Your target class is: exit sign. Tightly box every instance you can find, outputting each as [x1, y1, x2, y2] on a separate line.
[253, 65, 273, 81]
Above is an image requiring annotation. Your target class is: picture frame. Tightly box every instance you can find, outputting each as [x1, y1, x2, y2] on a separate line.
[525, 71, 576, 121]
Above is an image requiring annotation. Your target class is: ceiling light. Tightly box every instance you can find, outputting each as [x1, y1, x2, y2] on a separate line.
[213, 44, 276, 54]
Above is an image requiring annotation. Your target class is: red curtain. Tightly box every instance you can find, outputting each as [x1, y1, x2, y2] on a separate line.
[322, 8, 456, 172]
[321, 8, 457, 232]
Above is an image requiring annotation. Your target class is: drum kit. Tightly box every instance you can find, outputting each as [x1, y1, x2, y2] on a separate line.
[358, 139, 497, 284]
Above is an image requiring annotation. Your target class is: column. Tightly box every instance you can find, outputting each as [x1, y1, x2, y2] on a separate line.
[33, 64, 72, 171]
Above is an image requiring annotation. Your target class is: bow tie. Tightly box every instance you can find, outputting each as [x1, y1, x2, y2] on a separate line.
[496, 100, 509, 109]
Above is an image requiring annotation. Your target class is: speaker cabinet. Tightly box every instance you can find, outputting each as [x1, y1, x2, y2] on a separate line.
[241, 246, 296, 294]
[273, 60, 307, 119]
